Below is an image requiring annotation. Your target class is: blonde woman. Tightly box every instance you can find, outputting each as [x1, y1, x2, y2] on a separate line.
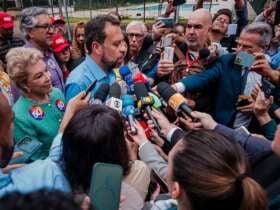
[6, 47, 65, 161]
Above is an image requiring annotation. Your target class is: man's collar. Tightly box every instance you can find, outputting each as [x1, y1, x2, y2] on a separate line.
[24, 40, 51, 56]
[84, 55, 107, 81]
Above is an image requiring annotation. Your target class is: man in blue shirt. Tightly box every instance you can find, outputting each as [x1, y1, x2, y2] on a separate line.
[65, 15, 126, 102]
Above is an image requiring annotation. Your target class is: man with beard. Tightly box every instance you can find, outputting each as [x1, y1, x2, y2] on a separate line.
[0, 12, 24, 68]
[65, 15, 126, 102]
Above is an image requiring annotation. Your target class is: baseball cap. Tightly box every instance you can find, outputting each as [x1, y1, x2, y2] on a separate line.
[0, 12, 14, 29]
[50, 16, 65, 25]
[51, 34, 69, 53]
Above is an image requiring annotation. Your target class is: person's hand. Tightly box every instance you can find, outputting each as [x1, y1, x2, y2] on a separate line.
[66, 91, 90, 115]
[2, 152, 25, 174]
[126, 120, 149, 146]
[236, 97, 255, 114]
[253, 91, 273, 117]
[177, 113, 200, 130]
[251, 53, 274, 78]
[149, 127, 165, 147]
[59, 91, 90, 133]
[189, 111, 218, 130]
[251, 83, 261, 101]
[152, 21, 167, 40]
[157, 59, 174, 77]
[150, 108, 176, 137]
[125, 138, 138, 161]
[272, 125, 280, 156]
[263, 6, 275, 20]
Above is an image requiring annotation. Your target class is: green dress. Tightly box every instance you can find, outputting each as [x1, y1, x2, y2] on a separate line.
[13, 88, 65, 160]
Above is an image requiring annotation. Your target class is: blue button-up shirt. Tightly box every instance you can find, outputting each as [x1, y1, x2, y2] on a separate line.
[0, 133, 71, 196]
[24, 41, 65, 91]
[65, 55, 116, 102]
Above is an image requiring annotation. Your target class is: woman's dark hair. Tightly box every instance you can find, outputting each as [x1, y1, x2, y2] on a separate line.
[172, 130, 267, 210]
[62, 105, 130, 192]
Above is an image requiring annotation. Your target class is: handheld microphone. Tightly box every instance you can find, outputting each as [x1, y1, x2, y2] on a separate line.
[120, 65, 134, 94]
[121, 94, 137, 134]
[91, 83, 110, 104]
[157, 82, 194, 118]
[133, 72, 167, 108]
[134, 83, 161, 134]
[106, 82, 123, 112]
[199, 47, 217, 65]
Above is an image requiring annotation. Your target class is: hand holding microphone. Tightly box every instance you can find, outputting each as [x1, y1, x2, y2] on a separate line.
[122, 94, 137, 135]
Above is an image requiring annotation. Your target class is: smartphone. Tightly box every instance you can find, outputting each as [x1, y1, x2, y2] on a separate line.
[151, 169, 169, 193]
[236, 95, 251, 107]
[234, 51, 256, 69]
[173, 0, 186, 6]
[89, 163, 123, 210]
[84, 80, 97, 98]
[157, 17, 174, 28]
[163, 47, 174, 61]
[10, 136, 43, 164]
[226, 24, 238, 36]
[262, 78, 276, 98]
[162, 36, 172, 48]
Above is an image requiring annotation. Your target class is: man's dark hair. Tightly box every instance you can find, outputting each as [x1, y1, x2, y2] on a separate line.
[213, 8, 232, 24]
[85, 14, 120, 54]
[62, 105, 130, 192]
[0, 190, 80, 210]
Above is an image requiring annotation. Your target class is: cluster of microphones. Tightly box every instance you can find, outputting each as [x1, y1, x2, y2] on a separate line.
[89, 65, 195, 138]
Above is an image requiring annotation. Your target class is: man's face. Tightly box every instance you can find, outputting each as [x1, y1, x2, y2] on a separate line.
[275, 24, 280, 41]
[76, 27, 85, 46]
[29, 14, 54, 48]
[185, 15, 210, 51]
[100, 23, 125, 70]
[212, 14, 230, 34]
[127, 25, 145, 56]
[0, 26, 13, 39]
[236, 31, 264, 54]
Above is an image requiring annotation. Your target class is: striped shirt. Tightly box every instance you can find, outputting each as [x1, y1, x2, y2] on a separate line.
[0, 37, 25, 64]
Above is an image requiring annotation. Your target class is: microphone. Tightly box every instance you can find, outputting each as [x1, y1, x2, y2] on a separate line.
[133, 72, 167, 108]
[156, 82, 194, 118]
[199, 47, 217, 65]
[91, 83, 110, 104]
[121, 94, 137, 134]
[134, 83, 161, 134]
[106, 82, 123, 112]
[120, 65, 134, 94]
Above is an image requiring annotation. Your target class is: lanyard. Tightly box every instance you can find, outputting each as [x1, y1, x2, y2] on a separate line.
[185, 52, 198, 71]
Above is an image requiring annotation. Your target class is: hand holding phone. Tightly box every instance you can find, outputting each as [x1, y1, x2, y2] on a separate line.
[83, 80, 97, 99]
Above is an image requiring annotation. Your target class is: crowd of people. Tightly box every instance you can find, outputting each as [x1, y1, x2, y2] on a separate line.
[0, 0, 280, 209]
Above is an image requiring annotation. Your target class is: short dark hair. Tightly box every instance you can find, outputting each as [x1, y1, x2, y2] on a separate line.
[172, 130, 267, 210]
[62, 105, 130, 192]
[0, 190, 80, 210]
[85, 14, 120, 54]
[213, 8, 232, 24]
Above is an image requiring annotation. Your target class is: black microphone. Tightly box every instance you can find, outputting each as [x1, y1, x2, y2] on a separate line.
[106, 82, 123, 112]
[157, 82, 194, 118]
[134, 83, 161, 134]
[199, 48, 211, 60]
[92, 83, 110, 104]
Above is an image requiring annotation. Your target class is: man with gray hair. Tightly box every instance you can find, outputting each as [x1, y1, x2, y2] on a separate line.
[20, 7, 64, 91]
[172, 22, 273, 128]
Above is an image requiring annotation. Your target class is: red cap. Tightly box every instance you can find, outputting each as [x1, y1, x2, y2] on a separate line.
[0, 12, 14, 29]
[50, 16, 65, 25]
[51, 34, 69, 53]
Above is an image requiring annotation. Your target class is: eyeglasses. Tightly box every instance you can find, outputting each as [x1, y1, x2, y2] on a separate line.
[215, 17, 230, 25]
[127, 33, 144, 39]
[34, 23, 53, 30]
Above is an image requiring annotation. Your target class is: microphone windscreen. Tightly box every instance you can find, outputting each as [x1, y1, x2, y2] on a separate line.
[119, 65, 131, 77]
[156, 82, 176, 102]
[133, 72, 147, 84]
[94, 83, 110, 102]
[134, 83, 149, 99]
[199, 48, 210, 59]
[121, 95, 135, 107]
[109, 82, 121, 99]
